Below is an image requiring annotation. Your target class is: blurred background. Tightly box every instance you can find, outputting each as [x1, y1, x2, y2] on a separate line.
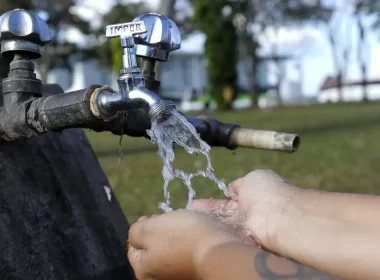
[2, 0, 380, 222]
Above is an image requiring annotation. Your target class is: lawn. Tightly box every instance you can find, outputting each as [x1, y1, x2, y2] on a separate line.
[86, 102, 380, 223]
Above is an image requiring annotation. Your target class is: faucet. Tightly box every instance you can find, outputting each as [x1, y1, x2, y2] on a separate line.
[94, 18, 176, 122]
[133, 13, 181, 94]
[0, 9, 300, 153]
[0, 9, 177, 142]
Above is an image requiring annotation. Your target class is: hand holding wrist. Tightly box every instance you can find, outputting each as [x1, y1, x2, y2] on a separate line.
[235, 171, 301, 252]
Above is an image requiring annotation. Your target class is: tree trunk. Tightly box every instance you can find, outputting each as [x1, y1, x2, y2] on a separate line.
[0, 84, 135, 279]
[328, 28, 344, 102]
[361, 64, 369, 102]
[250, 60, 259, 108]
[276, 80, 283, 106]
[155, 0, 176, 91]
[274, 59, 285, 107]
[336, 73, 343, 102]
[356, 14, 369, 102]
[247, 40, 259, 108]
[271, 28, 283, 107]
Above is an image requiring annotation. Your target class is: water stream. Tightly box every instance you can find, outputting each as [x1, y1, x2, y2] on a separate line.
[147, 109, 229, 212]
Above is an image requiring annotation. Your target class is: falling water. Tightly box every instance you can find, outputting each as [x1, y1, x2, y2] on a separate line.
[147, 109, 229, 212]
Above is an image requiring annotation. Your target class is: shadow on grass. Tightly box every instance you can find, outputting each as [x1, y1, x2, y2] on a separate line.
[94, 114, 380, 158]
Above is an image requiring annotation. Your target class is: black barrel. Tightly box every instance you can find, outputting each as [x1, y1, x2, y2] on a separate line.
[0, 84, 134, 280]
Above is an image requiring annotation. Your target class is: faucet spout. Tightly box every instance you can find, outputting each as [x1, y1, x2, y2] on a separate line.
[95, 85, 175, 121]
[126, 86, 175, 121]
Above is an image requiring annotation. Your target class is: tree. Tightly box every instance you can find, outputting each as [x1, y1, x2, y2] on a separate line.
[154, 0, 176, 82]
[259, 1, 290, 106]
[352, 0, 380, 101]
[231, 0, 260, 108]
[191, 0, 238, 110]
[284, 1, 354, 102]
[32, 0, 93, 82]
[212, 0, 318, 108]
[327, 4, 353, 102]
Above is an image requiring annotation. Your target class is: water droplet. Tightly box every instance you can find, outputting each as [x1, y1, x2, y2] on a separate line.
[118, 134, 124, 168]
[118, 112, 128, 167]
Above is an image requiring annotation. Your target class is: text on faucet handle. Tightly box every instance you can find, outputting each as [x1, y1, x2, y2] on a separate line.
[106, 21, 147, 38]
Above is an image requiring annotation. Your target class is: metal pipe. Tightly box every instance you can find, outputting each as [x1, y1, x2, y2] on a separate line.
[8, 85, 301, 153]
[229, 128, 300, 153]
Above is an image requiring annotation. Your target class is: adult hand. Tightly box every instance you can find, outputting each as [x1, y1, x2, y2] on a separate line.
[127, 209, 253, 280]
[193, 169, 299, 250]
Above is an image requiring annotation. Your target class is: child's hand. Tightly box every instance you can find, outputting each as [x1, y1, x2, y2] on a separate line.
[127, 209, 251, 280]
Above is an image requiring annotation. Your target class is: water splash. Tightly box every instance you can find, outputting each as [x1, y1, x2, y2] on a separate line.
[147, 109, 229, 211]
[118, 133, 124, 168]
[118, 112, 128, 167]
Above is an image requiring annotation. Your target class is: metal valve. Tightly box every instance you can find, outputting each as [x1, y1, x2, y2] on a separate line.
[132, 13, 181, 62]
[0, 9, 51, 58]
[105, 20, 147, 71]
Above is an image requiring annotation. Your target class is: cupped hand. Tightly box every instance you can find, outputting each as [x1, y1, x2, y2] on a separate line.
[127, 209, 252, 280]
[193, 169, 299, 250]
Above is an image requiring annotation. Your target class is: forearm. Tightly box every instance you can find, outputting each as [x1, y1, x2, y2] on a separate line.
[272, 187, 380, 279]
[197, 242, 339, 280]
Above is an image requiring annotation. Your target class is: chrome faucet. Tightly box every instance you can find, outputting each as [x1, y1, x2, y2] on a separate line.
[95, 17, 178, 122]
[133, 13, 181, 62]
[131, 13, 181, 94]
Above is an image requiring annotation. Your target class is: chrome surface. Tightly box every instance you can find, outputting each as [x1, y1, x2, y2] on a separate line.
[101, 17, 176, 120]
[105, 20, 148, 70]
[132, 13, 181, 61]
[0, 9, 51, 58]
[105, 21, 147, 38]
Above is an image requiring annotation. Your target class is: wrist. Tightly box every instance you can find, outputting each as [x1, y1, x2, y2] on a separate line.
[263, 185, 305, 254]
[267, 186, 325, 260]
[195, 242, 258, 280]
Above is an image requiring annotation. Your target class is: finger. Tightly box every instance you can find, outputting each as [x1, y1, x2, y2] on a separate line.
[192, 199, 229, 212]
[128, 216, 150, 249]
[129, 214, 163, 250]
[128, 218, 151, 250]
[127, 244, 146, 280]
[228, 177, 244, 201]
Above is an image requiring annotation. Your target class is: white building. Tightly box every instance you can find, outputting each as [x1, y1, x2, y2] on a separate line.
[317, 77, 380, 103]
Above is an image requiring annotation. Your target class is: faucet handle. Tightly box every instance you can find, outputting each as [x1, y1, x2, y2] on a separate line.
[132, 13, 181, 62]
[105, 21, 147, 40]
[106, 21, 147, 70]
[0, 9, 52, 59]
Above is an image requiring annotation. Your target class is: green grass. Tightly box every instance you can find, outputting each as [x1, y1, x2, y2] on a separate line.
[86, 102, 380, 223]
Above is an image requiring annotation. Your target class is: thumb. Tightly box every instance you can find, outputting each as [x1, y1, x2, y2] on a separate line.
[228, 177, 244, 201]
[127, 243, 145, 278]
